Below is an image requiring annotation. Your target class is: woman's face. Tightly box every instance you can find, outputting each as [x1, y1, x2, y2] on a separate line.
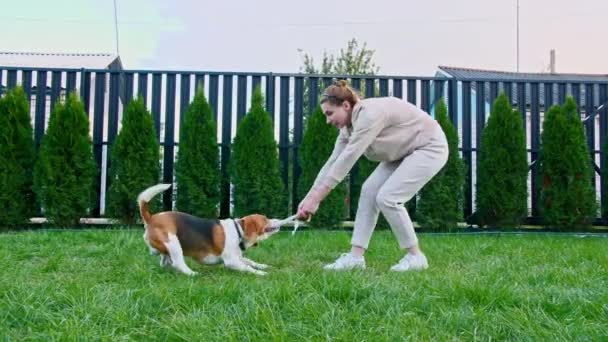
[321, 101, 352, 129]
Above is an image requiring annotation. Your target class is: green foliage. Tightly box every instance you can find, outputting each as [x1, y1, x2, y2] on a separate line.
[539, 97, 596, 230]
[34, 93, 97, 227]
[0, 86, 36, 226]
[475, 93, 528, 228]
[231, 86, 286, 218]
[175, 89, 220, 218]
[106, 98, 160, 224]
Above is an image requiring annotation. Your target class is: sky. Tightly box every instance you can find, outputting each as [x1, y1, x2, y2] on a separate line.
[2, 0, 608, 76]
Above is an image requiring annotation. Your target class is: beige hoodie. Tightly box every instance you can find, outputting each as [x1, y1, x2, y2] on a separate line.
[312, 96, 441, 190]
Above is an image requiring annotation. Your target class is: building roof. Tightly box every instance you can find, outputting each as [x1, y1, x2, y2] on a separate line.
[437, 66, 608, 83]
[437, 66, 608, 108]
[0, 51, 122, 70]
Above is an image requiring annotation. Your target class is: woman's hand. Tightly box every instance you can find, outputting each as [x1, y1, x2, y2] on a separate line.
[297, 185, 331, 220]
[297, 197, 320, 220]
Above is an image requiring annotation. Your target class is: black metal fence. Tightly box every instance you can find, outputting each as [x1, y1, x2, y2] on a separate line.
[1, 66, 607, 224]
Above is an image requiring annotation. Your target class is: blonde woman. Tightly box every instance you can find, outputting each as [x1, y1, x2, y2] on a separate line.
[298, 80, 448, 272]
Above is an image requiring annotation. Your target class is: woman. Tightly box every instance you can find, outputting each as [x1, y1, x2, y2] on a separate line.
[297, 80, 448, 272]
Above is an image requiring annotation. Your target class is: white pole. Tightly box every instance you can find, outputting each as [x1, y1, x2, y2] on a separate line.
[113, 0, 120, 56]
[516, 0, 520, 72]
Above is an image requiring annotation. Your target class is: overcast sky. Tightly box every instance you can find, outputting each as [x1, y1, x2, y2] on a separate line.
[2, 0, 608, 76]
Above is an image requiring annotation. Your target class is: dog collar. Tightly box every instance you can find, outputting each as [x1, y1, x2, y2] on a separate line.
[232, 219, 246, 251]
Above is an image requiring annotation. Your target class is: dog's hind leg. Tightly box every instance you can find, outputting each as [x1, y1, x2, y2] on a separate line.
[164, 234, 197, 276]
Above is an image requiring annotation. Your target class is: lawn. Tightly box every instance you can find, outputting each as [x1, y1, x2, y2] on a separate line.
[0, 229, 606, 340]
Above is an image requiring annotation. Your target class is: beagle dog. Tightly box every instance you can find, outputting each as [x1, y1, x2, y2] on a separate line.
[137, 184, 280, 276]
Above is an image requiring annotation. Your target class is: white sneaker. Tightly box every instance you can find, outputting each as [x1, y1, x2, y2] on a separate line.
[390, 253, 429, 272]
[323, 253, 366, 271]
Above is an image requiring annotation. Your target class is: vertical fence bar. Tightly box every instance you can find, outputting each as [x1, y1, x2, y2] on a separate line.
[351, 78, 361, 94]
[544, 82, 554, 111]
[34, 70, 48, 149]
[406, 79, 416, 105]
[421, 80, 430, 113]
[124, 72, 134, 106]
[209, 75, 219, 123]
[92, 72, 106, 216]
[379, 78, 388, 96]
[80, 70, 91, 110]
[151, 73, 162, 142]
[266, 73, 275, 123]
[321, 77, 333, 90]
[50, 71, 61, 110]
[163, 74, 176, 210]
[530, 82, 541, 217]
[571, 83, 581, 111]
[279, 76, 290, 205]
[0, 68, 3, 91]
[489, 81, 499, 110]
[220, 75, 233, 218]
[293, 77, 304, 213]
[105, 72, 120, 202]
[7, 70, 17, 89]
[137, 72, 148, 104]
[108, 72, 120, 145]
[517, 82, 526, 133]
[477, 81, 487, 147]
[448, 79, 458, 129]
[237, 75, 247, 125]
[558, 83, 566, 104]
[195, 74, 205, 93]
[433, 80, 444, 108]
[179, 73, 191, 129]
[600, 84, 608, 220]
[66, 71, 77, 95]
[585, 83, 595, 188]
[462, 81, 473, 220]
[308, 77, 319, 114]
[22, 70, 32, 103]
[365, 78, 375, 98]
[503, 82, 513, 103]
[252, 76, 261, 94]
[393, 78, 403, 99]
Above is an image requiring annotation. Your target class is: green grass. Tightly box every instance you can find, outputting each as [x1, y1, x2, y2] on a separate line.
[0, 229, 607, 341]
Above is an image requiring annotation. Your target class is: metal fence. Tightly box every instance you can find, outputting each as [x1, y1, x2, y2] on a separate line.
[1, 66, 607, 224]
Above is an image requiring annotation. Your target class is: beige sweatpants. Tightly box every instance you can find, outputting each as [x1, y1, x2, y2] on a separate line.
[351, 126, 449, 249]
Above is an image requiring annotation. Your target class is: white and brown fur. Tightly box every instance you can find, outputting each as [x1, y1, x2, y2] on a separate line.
[138, 184, 280, 276]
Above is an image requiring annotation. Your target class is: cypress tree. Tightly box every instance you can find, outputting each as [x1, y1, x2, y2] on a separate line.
[539, 97, 596, 229]
[106, 98, 160, 224]
[175, 89, 220, 217]
[0, 86, 36, 227]
[475, 93, 528, 228]
[34, 93, 97, 227]
[231, 86, 286, 218]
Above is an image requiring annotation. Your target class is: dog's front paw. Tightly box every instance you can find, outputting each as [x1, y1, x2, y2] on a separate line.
[253, 270, 267, 276]
[185, 270, 198, 276]
[254, 263, 270, 270]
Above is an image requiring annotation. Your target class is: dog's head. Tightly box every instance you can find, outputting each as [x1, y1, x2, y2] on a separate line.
[239, 214, 281, 248]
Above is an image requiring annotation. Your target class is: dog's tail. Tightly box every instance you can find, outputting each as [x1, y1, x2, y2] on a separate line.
[137, 183, 171, 224]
